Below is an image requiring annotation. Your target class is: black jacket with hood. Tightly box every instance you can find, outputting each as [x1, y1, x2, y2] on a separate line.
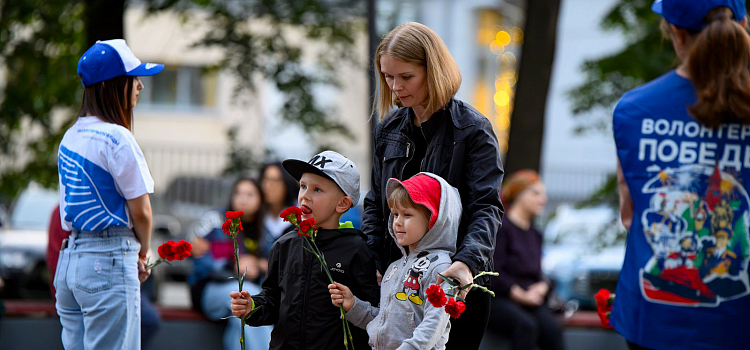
[362, 98, 505, 283]
[247, 226, 380, 350]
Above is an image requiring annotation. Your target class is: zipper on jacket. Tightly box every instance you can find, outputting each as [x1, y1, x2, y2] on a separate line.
[301, 245, 313, 349]
[399, 136, 416, 180]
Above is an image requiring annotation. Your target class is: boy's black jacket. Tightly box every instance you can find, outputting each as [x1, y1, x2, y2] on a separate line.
[247, 227, 380, 350]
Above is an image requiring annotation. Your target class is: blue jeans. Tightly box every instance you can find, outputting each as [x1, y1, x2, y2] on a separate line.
[202, 280, 272, 350]
[55, 228, 141, 350]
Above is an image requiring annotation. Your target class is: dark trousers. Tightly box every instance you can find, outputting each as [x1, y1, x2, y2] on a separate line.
[627, 341, 654, 350]
[445, 291, 492, 350]
[488, 297, 566, 350]
[141, 289, 161, 349]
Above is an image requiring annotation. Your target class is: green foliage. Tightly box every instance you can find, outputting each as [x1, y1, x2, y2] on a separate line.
[569, 0, 750, 134]
[222, 127, 263, 176]
[0, 1, 86, 200]
[143, 0, 362, 138]
[568, 0, 675, 134]
[0, 0, 364, 201]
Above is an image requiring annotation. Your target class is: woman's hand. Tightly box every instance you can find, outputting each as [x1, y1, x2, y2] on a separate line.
[510, 284, 543, 307]
[258, 258, 269, 275]
[528, 281, 549, 299]
[191, 236, 210, 257]
[137, 258, 151, 283]
[237, 254, 260, 280]
[436, 261, 474, 299]
[329, 282, 355, 312]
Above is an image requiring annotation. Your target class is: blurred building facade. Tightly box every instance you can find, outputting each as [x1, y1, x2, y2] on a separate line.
[541, 0, 624, 206]
[125, 6, 372, 194]
[378, 0, 625, 206]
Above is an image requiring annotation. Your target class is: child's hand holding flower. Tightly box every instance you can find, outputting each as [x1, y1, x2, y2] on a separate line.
[329, 282, 355, 312]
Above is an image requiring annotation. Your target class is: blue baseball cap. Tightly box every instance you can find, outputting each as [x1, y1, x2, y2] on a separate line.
[77, 39, 164, 87]
[652, 0, 746, 31]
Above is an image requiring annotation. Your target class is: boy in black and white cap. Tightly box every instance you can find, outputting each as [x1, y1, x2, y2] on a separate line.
[229, 151, 379, 350]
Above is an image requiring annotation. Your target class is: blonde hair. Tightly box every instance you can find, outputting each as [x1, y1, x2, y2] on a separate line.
[388, 185, 432, 222]
[374, 22, 462, 121]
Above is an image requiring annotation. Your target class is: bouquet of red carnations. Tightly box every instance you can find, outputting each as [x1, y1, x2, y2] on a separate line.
[594, 289, 615, 329]
[147, 240, 192, 269]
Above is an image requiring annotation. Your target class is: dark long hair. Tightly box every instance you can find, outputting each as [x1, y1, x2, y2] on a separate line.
[78, 75, 135, 129]
[685, 7, 750, 127]
[226, 177, 265, 241]
[259, 162, 298, 209]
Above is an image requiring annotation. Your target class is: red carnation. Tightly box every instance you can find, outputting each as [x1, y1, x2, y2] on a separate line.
[594, 288, 611, 310]
[158, 241, 175, 260]
[174, 240, 193, 260]
[226, 211, 244, 220]
[222, 219, 232, 235]
[238, 221, 243, 232]
[280, 207, 302, 224]
[444, 298, 465, 319]
[426, 284, 447, 308]
[157, 240, 193, 262]
[299, 218, 314, 232]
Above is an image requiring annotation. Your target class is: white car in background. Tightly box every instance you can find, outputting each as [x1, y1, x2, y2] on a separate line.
[0, 183, 58, 299]
[542, 204, 626, 309]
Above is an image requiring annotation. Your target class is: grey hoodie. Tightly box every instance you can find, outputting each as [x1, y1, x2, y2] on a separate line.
[347, 172, 462, 350]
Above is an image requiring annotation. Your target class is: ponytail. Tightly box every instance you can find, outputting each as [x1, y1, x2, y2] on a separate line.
[687, 8, 750, 127]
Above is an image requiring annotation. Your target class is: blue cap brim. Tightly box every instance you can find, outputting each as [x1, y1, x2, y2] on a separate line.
[652, 0, 663, 14]
[126, 63, 164, 77]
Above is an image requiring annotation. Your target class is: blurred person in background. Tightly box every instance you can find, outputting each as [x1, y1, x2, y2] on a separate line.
[188, 177, 272, 350]
[47, 205, 161, 348]
[259, 162, 297, 258]
[613, 1, 750, 349]
[362, 21, 504, 350]
[490, 170, 565, 350]
[55, 39, 161, 349]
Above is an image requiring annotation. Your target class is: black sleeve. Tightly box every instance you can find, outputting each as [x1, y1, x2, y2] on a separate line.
[452, 118, 505, 277]
[362, 123, 387, 273]
[246, 240, 282, 326]
[348, 242, 381, 306]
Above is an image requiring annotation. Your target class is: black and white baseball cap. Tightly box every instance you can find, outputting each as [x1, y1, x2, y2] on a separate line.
[282, 150, 360, 207]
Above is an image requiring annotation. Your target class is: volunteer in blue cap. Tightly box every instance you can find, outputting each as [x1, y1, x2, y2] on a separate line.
[54, 39, 164, 349]
[612, 1, 750, 349]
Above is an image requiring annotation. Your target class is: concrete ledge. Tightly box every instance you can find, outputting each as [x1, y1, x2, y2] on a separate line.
[3, 300, 209, 321]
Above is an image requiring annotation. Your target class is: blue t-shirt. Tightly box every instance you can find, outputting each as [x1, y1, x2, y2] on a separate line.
[613, 70, 750, 349]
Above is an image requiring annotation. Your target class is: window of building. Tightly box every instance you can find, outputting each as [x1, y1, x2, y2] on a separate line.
[138, 66, 217, 111]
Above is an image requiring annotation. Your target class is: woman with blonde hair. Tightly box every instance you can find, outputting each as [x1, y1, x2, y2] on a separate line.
[362, 22, 504, 349]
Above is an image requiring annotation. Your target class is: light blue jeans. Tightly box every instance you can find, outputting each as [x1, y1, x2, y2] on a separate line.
[55, 228, 141, 350]
[202, 280, 272, 350]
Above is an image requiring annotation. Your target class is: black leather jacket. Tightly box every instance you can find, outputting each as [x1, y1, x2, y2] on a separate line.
[362, 98, 505, 283]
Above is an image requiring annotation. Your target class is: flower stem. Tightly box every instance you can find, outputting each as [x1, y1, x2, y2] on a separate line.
[304, 237, 354, 350]
[233, 229, 246, 350]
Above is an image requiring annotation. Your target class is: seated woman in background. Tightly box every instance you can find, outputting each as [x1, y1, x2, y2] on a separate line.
[490, 170, 566, 350]
[258, 162, 298, 258]
[188, 177, 272, 350]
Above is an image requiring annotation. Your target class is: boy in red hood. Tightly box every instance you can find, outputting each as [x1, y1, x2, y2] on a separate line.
[329, 172, 461, 350]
